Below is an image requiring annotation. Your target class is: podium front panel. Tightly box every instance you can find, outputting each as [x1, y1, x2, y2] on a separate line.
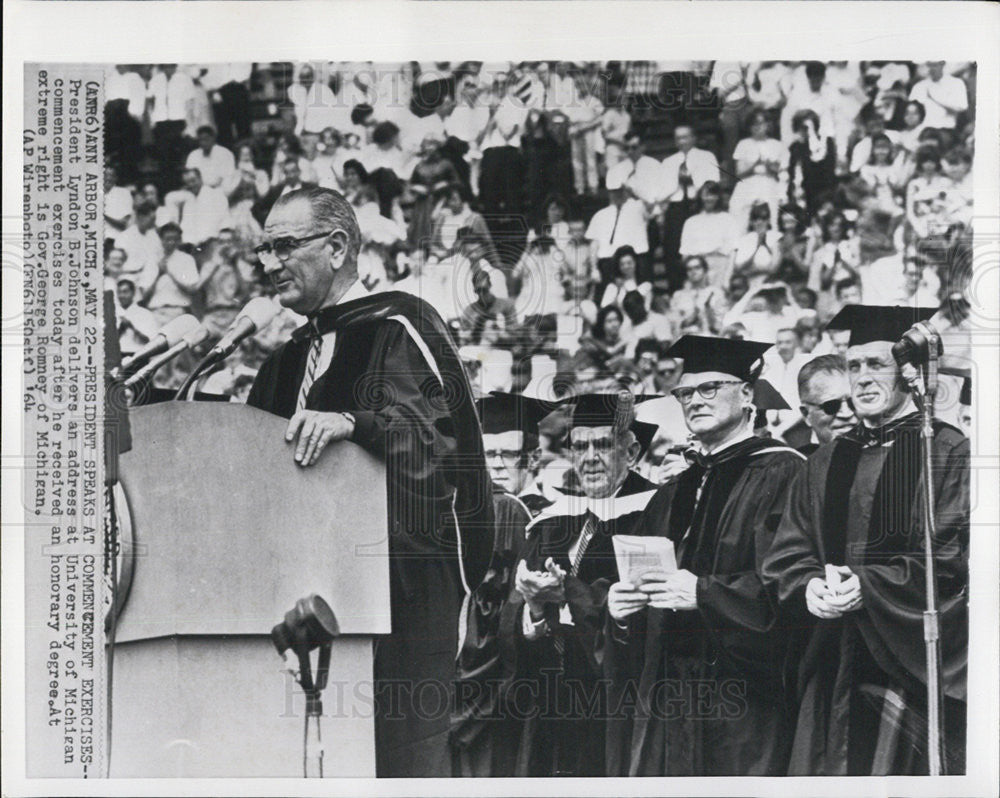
[116, 402, 391, 640]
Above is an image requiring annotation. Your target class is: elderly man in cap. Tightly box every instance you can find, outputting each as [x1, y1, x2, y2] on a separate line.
[452, 391, 552, 777]
[604, 335, 806, 776]
[763, 306, 969, 775]
[246, 186, 494, 777]
[498, 391, 659, 776]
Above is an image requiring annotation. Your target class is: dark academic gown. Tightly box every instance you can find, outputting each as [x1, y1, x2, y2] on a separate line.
[604, 436, 805, 776]
[246, 291, 494, 778]
[497, 471, 658, 777]
[451, 487, 531, 777]
[762, 413, 969, 775]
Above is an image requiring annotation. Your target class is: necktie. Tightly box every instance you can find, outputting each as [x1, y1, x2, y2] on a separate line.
[570, 513, 597, 577]
[609, 206, 622, 246]
[296, 334, 322, 412]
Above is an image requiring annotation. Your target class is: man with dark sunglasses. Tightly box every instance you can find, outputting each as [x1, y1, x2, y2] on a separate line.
[796, 353, 857, 454]
[245, 186, 494, 777]
[604, 335, 805, 776]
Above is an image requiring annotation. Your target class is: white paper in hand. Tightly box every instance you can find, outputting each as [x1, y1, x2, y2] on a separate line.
[613, 535, 677, 584]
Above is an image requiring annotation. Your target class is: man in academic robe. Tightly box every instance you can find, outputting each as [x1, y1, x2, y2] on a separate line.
[604, 336, 806, 776]
[451, 391, 553, 777]
[497, 391, 659, 776]
[762, 305, 969, 775]
[245, 186, 494, 777]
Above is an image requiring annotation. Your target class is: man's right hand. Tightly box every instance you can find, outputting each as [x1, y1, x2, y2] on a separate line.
[608, 581, 649, 622]
[805, 576, 843, 620]
[514, 559, 565, 617]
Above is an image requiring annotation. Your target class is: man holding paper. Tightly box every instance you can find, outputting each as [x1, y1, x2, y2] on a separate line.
[604, 335, 806, 776]
[497, 391, 658, 776]
[761, 305, 969, 774]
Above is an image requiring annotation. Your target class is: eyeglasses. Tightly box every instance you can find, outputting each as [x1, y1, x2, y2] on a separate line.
[670, 380, 744, 404]
[569, 435, 616, 453]
[803, 396, 851, 416]
[254, 230, 334, 267]
[485, 449, 522, 460]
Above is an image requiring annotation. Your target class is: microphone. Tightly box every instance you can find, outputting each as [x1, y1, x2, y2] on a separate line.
[124, 325, 210, 389]
[892, 321, 941, 367]
[120, 314, 200, 374]
[207, 297, 280, 361]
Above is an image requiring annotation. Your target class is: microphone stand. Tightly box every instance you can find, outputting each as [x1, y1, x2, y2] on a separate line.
[911, 335, 946, 775]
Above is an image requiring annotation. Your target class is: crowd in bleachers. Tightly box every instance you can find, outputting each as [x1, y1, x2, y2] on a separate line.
[103, 60, 976, 459]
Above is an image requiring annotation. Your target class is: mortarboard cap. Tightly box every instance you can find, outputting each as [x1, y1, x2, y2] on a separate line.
[560, 391, 661, 457]
[665, 335, 772, 383]
[960, 376, 971, 406]
[753, 379, 791, 411]
[825, 305, 938, 347]
[477, 391, 557, 436]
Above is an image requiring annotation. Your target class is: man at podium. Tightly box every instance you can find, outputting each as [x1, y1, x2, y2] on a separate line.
[245, 186, 494, 777]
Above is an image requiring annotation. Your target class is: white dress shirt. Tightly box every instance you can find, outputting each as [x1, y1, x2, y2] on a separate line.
[177, 186, 231, 245]
[585, 199, 649, 258]
[185, 145, 236, 190]
[607, 155, 663, 204]
[909, 75, 969, 130]
[105, 68, 147, 119]
[660, 148, 720, 203]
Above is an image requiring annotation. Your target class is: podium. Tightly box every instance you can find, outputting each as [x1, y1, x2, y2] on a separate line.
[111, 402, 390, 777]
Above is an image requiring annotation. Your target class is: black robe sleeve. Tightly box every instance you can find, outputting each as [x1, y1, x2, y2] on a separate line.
[694, 453, 805, 682]
[853, 432, 969, 700]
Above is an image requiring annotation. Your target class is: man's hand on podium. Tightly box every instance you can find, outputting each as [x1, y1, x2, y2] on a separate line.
[286, 411, 356, 467]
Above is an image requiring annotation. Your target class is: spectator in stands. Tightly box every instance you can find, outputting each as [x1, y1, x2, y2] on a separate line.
[199, 228, 253, 340]
[148, 64, 197, 190]
[831, 277, 863, 319]
[940, 147, 973, 227]
[253, 158, 315, 227]
[909, 61, 969, 132]
[659, 124, 721, 289]
[512, 235, 564, 318]
[176, 167, 232, 246]
[578, 304, 628, 372]
[479, 68, 527, 215]
[621, 290, 674, 357]
[672, 254, 730, 335]
[780, 61, 838, 144]
[762, 326, 811, 412]
[787, 109, 837, 219]
[313, 128, 349, 190]
[848, 107, 901, 175]
[558, 217, 600, 290]
[115, 276, 159, 358]
[807, 211, 860, 318]
[795, 353, 856, 453]
[729, 109, 787, 230]
[896, 100, 928, 162]
[566, 72, 604, 197]
[730, 202, 781, 287]
[115, 201, 163, 300]
[201, 63, 253, 150]
[224, 141, 270, 245]
[905, 145, 950, 241]
[587, 172, 649, 290]
[793, 315, 823, 354]
[599, 86, 631, 171]
[654, 354, 682, 393]
[461, 268, 519, 346]
[429, 183, 499, 268]
[724, 282, 805, 343]
[185, 125, 235, 190]
[600, 245, 652, 308]
[679, 181, 740, 286]
[607, 132, 661, 205]
[776, 204, 810, 285]
[633, 338, 662, 394]
[146, 222, 202, 328]
[288, 63, 342, 137]
[103, 164, 135, 244]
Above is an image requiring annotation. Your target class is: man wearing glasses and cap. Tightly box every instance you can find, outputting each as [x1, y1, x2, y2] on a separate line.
[604, 335, 806, 776]
[452, 391, 553, 777]
[245, 186, 494, 777]
[763, 305, 969, 775]
[498, 391, 659, 776]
